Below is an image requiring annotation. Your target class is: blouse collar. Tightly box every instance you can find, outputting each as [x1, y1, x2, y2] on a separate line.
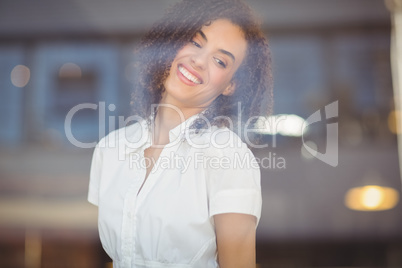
[122, 111, 206, 155]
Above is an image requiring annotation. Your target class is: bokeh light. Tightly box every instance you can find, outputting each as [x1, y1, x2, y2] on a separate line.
[10, 64, 30, 87]
[59, 62, 82, 78]
[254, 114, 307, 137]
[345, 185, 399, 211]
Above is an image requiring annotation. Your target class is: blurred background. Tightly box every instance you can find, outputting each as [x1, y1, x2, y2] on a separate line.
[0, 0, 401, 267]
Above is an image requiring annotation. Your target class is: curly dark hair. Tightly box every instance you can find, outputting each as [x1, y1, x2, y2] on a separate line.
[131, 0, 273, 132]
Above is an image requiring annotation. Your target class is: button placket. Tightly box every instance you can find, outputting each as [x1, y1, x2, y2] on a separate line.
[121, 150, 147, 267]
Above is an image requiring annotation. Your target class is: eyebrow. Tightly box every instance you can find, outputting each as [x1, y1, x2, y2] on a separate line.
[197, 30, 236, 62]
[218, 49, 235, 62]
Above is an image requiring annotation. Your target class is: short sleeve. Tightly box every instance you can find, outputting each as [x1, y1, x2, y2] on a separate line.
[206, 142, 262, 226]
[88, 143, 103, 206]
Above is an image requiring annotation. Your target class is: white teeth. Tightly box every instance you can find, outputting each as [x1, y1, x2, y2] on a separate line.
[178, 65, 201, 84]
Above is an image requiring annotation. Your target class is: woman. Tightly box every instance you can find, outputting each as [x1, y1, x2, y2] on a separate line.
[88, 0, 272, 267]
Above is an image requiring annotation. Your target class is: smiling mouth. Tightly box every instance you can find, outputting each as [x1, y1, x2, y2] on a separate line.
[178, 65, 202, 84]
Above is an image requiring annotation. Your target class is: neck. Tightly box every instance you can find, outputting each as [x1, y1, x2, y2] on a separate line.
[151, 100, 205, 146]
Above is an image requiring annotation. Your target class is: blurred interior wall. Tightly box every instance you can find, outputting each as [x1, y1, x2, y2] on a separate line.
[387, 0, 402, 186]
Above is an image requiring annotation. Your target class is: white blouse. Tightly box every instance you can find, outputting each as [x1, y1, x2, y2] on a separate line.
[88, 114, 262, 268]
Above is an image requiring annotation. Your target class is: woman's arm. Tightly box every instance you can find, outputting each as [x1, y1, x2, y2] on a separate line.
[214, 213, 257, 268]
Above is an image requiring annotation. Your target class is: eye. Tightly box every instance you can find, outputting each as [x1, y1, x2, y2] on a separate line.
[191, 40, 201, 48]
[214, 57, 226, 68]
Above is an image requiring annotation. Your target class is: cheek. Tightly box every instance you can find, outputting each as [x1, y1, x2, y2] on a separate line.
[174, 45, 192, 59]
[210, 69, 233, 89]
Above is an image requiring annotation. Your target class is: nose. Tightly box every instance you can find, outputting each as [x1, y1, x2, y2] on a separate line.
[190, 51, 207, 70]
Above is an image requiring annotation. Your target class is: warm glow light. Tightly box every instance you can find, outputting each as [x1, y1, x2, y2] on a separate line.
[345, 185, 399, 211]
[11, 64, 30, 87]
[388, 110, 401, 134]
[59, 62, 82, 78]
[254, 114, 307, 137]
[25, 229, 41, 268]
[361, 186, 384, 209]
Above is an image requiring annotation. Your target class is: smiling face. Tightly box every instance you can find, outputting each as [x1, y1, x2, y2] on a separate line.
[162, 19, 247, 112]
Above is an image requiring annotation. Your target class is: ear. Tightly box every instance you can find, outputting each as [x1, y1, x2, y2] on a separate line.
[222, 81, 236, 96]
